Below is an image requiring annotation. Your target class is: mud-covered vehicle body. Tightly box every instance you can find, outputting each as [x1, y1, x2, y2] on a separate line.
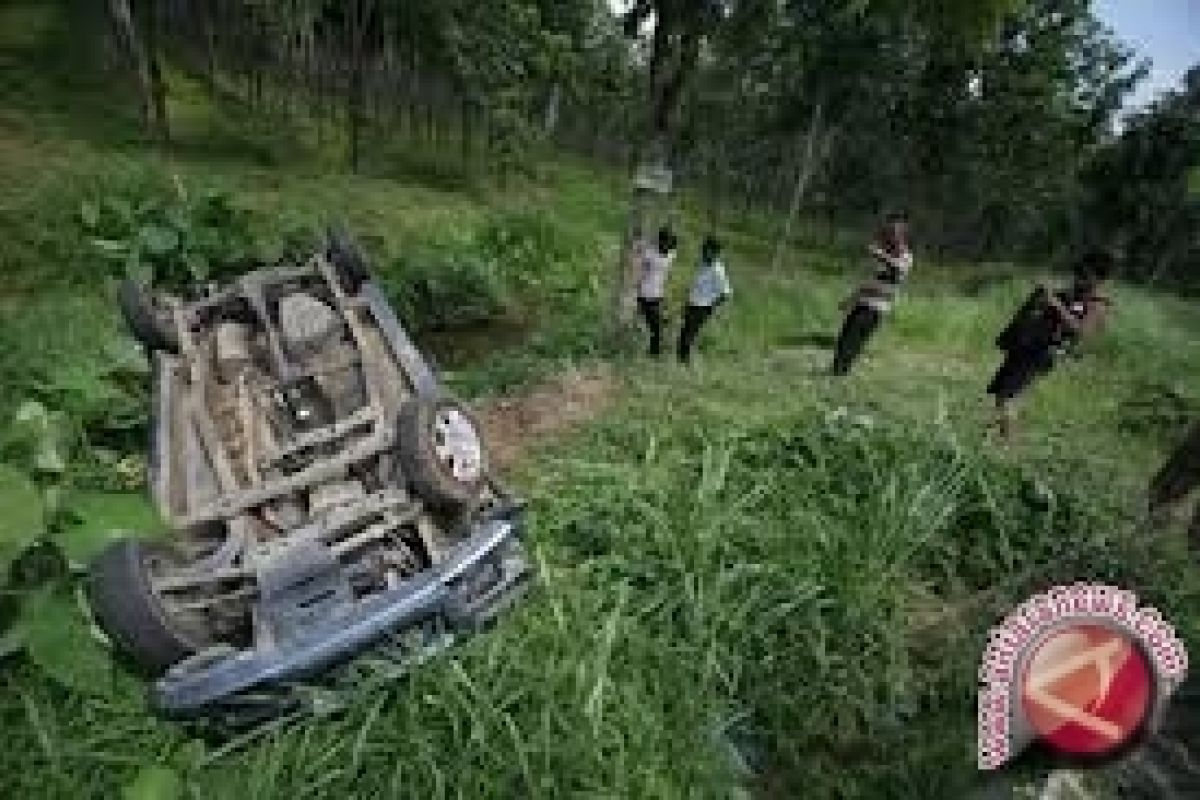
[88, 234, 528, 717]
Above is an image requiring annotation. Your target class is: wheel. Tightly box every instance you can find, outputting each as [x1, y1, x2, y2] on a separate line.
[118, 280, 179, 354]
[86, 538, 213, 674]
[396, 397, 487, 509]
[326, 227, 371, 294]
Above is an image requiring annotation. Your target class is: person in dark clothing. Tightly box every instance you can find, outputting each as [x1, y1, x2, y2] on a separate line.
[832, 213, 914, 375]
[636, 226, 678, 357]
[677, 236, 731, 363]
[987, 249, 1115, 440]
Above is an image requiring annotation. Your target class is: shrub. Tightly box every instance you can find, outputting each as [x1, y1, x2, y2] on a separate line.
[1117, 380, 1199, 444]
[384, 208, 597, 335]
[79, 185, 259, 292]
[386, 236, 511, 332]
[474, 208, 597, 304]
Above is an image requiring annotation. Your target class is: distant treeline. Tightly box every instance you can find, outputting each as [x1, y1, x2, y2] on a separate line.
[86, 0, 1198, 285]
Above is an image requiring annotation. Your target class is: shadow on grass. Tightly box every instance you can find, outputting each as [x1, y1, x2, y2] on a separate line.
[776, 332, 837, 350]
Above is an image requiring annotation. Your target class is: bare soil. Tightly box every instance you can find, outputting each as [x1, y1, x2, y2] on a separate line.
[474, 364, 617, 470]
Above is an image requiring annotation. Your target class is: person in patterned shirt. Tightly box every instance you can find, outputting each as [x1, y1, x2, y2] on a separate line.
[831, 212, 914, 376]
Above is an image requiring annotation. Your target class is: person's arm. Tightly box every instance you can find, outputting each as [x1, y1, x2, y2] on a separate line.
[715, 262, 731, 304]
[1076, 298, 1109, 337]
[1035, 283, 1080, 331]
[869, 245, 909, 272]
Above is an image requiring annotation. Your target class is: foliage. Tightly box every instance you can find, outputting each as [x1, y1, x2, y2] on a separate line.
[79, 186, 259, 291]
[1117, 380, 1199, 445]
[687, 0, 1144, 259]
[388, 237, 512, 332]
[1081, 65, 1200, 288]
[0, 394, 164, 707]
[385, 207, 599, 333]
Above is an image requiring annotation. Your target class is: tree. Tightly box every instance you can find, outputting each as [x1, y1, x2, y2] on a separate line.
[1082, 64, 1200, 287]
[105, 0, 170, 143]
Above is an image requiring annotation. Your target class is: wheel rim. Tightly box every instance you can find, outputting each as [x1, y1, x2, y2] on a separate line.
[432, 406, 483, 484]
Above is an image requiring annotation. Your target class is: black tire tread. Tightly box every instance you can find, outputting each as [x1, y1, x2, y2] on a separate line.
[117, 280, 179, 354]
[87, 539, 199, 675]
[396, 397, 486, 510]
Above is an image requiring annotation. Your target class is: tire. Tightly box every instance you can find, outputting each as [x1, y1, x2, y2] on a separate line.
[118, 280, 179, 354]
[396, 397, 487, 509]
[87, 538, 209, 674]
[326, 227, 371, 294]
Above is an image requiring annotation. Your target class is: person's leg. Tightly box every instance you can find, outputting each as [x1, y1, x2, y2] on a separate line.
[994, 396, 1018, 442]
[832, 305, 880, 375]
[678, 304, 712, 363]
[986, 350, 1049, 442]
[638, 298, 663, 356]
[1188, 502, 1200, 554]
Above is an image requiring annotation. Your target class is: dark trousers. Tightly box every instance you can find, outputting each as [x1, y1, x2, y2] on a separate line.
[677, 303, 714, 363]
[832, 304, 881, 375]
[637, 297, 664, 356]
[986, 347, 1054, 401]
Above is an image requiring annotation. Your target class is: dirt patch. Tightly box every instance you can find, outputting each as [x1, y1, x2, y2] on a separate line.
[474, 364, 617, 469]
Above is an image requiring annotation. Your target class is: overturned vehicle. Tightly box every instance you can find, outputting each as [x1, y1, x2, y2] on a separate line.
[87, 233, 529, 718]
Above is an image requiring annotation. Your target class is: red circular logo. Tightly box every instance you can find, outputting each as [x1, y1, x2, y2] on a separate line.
[1020, 623, 1153, 758]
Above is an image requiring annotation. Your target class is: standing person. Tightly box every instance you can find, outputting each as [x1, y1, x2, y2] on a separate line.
[987, 249, 1115, 441]
[636, 226, 677, 357]
[677, 236, 731, 364]
[831, 213, 914, 375]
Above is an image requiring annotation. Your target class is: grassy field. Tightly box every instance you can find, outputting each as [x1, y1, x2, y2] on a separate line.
[3, 3, 1200, 799]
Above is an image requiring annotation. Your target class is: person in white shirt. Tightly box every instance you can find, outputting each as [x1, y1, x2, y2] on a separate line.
[636, 226, 677, 357]
[831, 213, 914, 375]
[677, 236, 731, 363]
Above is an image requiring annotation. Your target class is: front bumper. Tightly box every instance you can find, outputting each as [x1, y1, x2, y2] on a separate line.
[154, 509, 529, 716]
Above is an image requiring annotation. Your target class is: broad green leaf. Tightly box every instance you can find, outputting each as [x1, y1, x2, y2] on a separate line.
[139, 223, 180, 257]
[183, 250, 209, 281]
[12, 400, 68, 475]
[102, 197, 134, 225]
[103, 334, 153, 377]
[41, 484, 65, 527]
[0, 626, 24, 659]
[0, 464, 45, 574]
[122, 765, 183, 800]
[91, 238, 129, 255]
[20, 586, 114, 697]
[79, 200, 100, 230]
[125, 250, 153, 283]
[59, 491, 166, 566]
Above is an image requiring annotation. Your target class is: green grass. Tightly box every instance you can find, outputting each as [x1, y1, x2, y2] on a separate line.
[3, 4, 1200, 798]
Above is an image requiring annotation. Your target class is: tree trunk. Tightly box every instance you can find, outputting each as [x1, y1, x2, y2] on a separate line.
[197, 0, 218, 93]
[770, 101, 834, 276]
[543, 83, 562, 137]
[106, 0, 168, 143]
[141, 1, 169, 143]
[460, 98, 473, 168]
[346, 0, 376, 172]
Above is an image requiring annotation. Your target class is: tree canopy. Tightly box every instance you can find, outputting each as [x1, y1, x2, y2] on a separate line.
[87, 0, 1194, 284]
